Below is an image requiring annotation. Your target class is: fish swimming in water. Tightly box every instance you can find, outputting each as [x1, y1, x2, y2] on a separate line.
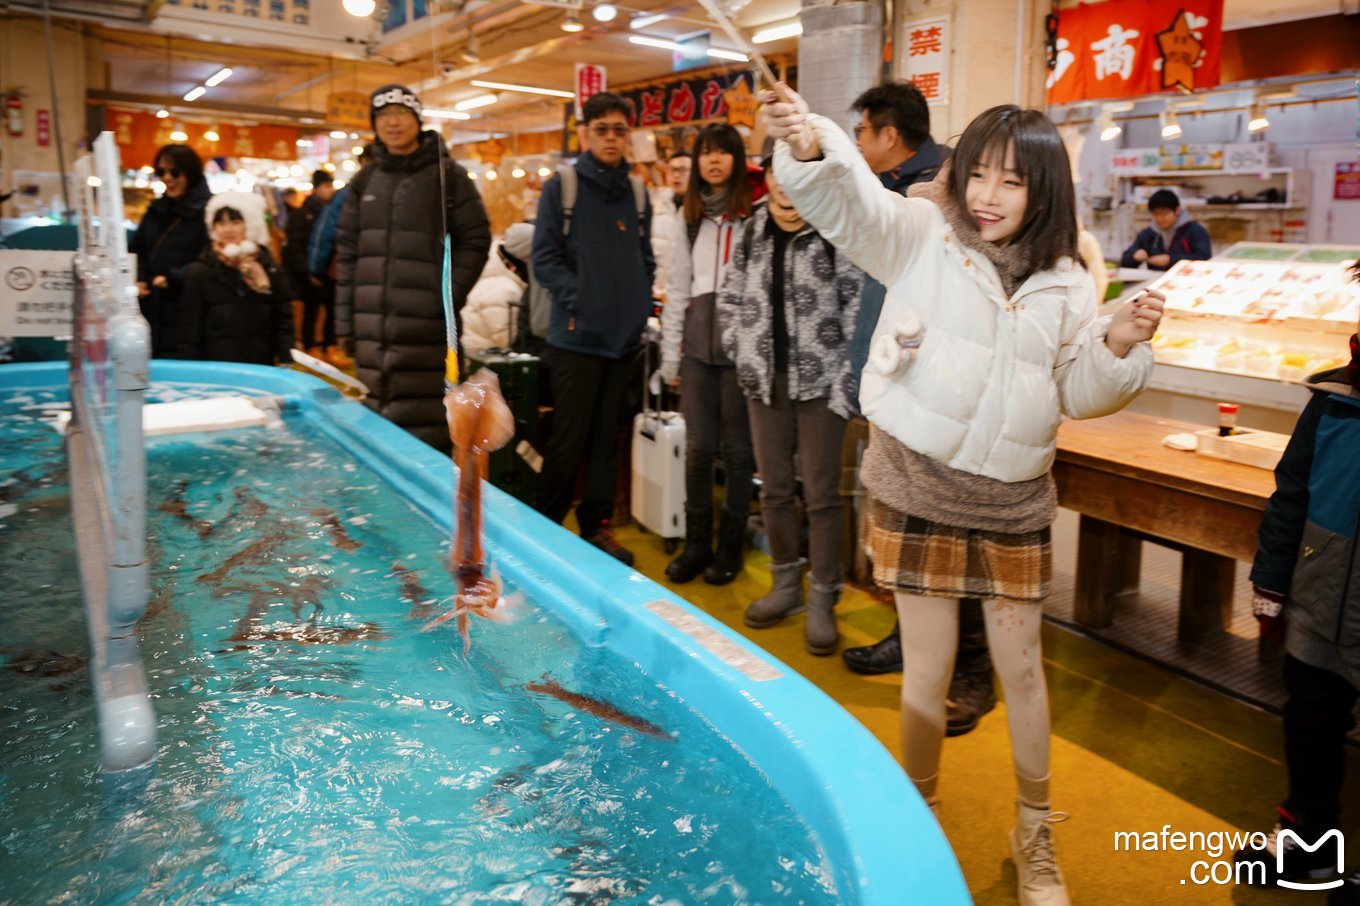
[392, 561, 437, 620]
[525, 677, 672, 741]
[310, 508, 363, 552]
[198, 531, 289, 586]
[421, 369, 518, 656]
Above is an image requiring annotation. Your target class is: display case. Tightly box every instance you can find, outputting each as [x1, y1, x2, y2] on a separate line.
[1133, 244, 1359, 427]
[1110, 168, 1310, 253]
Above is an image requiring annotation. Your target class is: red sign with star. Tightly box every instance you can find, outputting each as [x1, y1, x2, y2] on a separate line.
[1046, 0, 1224, 105]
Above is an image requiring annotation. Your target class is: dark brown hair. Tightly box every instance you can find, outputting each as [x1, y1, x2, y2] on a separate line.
[947, 105, 1078, 277]
[851, 81, 931, 151]
[682, 123, 751, 226]
[153, 143, 205, 188]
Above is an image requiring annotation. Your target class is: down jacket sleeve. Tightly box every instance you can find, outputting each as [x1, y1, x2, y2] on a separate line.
[659, 215, 693, 381]
[443, 160, 492, 313]
[772, 116, 935, 290]
[1053, 280, 1154, 420]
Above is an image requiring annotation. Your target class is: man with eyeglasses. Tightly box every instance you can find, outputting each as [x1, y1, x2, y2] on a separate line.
[532, 92, 656, 566]
[835, 82, 995, 739]
[334, 83, 491, 453]
[650, 149, 691, 304]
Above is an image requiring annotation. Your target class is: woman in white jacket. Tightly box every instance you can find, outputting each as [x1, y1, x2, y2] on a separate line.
[763, 86, 1164, 906]
[657, 124, 757, 587]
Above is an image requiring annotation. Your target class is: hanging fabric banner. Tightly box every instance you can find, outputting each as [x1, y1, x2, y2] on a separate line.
[1046, 0, 1225, 106]
[105, 109, 300, 165]
[620, 71, 754, 129]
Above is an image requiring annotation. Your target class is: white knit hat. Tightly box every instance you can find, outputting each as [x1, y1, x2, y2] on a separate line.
[204, 191, 270, 247]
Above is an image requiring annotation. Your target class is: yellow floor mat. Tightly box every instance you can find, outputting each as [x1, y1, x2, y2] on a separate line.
[612, 521, 1359, 904]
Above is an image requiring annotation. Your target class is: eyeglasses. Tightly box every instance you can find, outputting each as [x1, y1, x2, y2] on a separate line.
[154, 167, 182, 179]
[851, 124, 878, 139]
[588, 124, 630, 137]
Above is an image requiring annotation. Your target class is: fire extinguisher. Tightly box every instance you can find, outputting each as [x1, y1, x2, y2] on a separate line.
[4, 95, 22, 137]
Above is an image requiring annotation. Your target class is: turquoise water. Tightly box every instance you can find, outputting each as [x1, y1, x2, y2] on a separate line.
[0, 386, 838, 905]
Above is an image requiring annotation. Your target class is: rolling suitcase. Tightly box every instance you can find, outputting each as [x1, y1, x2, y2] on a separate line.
[465, 348, 543, 506]
[630, 336, 686, 553]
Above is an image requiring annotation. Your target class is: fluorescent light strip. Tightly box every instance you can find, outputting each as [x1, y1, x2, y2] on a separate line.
[423, 108, 474, 120]
[454, 94, 498, 111]
[629, 12, 670, 29]
[470, 80, 575, 99]
[752, 21, 801, 44]
[205, 67, 233, 87]
[707, 48, 748, 61]
[629, 35, 682, 51]
[183, 86, 206, 102]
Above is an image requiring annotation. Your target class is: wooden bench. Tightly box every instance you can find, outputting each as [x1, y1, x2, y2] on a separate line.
[1053, 412, 1278, 640]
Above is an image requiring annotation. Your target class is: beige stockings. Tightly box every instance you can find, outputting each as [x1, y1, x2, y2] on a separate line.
[894, 592, 1052, 808]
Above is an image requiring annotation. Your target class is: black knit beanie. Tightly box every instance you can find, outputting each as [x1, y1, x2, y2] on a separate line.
[370, 84, 423, 129]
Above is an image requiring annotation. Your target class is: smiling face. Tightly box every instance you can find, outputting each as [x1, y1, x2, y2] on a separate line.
[578, 111, 630, 166]
[964, 141, 1028, 245]
[155, 155, 188, 200]
[375, 106, 421, 156]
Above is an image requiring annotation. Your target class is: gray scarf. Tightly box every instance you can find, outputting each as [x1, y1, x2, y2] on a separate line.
[700, 185, 727, 220]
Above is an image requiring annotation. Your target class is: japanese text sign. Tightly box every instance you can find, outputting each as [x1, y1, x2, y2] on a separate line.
[1047, 0, 1224, 105]
[901, 15, 950, 107]
[575, 64, 607, 119]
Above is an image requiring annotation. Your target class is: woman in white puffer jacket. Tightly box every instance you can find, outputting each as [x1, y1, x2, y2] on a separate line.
[764, 86, 1164, 906]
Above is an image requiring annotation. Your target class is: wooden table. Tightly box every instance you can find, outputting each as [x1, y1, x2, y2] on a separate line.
[1053, 411, 1279, 640]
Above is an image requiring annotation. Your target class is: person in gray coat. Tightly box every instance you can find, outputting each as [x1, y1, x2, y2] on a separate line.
[719, 164, 863, 656]
[335, 84, 491, 453]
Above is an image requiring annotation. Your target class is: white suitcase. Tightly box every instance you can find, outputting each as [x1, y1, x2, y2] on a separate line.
[631, 410, 686, 553]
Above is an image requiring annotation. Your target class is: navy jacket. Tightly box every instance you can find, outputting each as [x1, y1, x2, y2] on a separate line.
[846, 138, 947, 413]
[1251, 365, 1360, 685]
[531, 152, 655, 360]
[1119, 218, 1212, 270]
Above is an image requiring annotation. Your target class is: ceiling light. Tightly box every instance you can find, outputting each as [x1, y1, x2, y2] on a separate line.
[86, 176, 102, 188]
[454, 94, 498, 111]
[330, 130, 348, 139]
[538, 166, 552, 177]
[343, 0, 376, 15]
[1096, 104, 1127, 142]
[630, 12, 670, 29]
[155, 109, 169, 119]
[512, 167, 526, 178]
[1248, 99, 1270, 133]
[183, 86, 206, 102]
[470, 80, 575, 99]
[296, 139, 313, 147]
[342, 159, 358, 171]
[205, 67, 233, 87]
[630, 35, 682, 51]
[752, 21, 801, 44]
[423, 108, 474, 120]
[561, 13, 583, 31]
[170, 129, 188, 141]
[592, 2, 616, 21]
[334, 179, 346, 189]
[322, 162, 336, 172]
[204, 130, 220, 142]
[485, 170, 498, 181]
[468, 171, 479, 180]
[1160, 108, 1181, 140]
[707, 48, 748, 62]
[352, 145, 364, 154]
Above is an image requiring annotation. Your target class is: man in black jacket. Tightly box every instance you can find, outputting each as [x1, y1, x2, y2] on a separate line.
[335, 84, 491, 453]
[284, 169, 337, 359]
[532, 92, 655, 565]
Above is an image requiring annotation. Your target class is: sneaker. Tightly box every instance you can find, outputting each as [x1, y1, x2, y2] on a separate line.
[946, 670, 997, 737]
[1233, 808, 1341, 887]
[842, 627, 902, 675]
[323, 344, 354, 370]
[1011, 802, 1070, 906]
[585, 530, 634, 567]
[1331, 868, 1360, 905]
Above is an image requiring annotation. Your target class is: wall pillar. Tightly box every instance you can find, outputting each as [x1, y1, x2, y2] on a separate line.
[797, 0, 884, 132]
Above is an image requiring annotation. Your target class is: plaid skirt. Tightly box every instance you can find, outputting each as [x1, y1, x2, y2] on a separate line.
[866, 498, 1051, 603]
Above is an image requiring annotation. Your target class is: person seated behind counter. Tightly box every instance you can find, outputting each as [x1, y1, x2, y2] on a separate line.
[1120, 189, 1212, 271]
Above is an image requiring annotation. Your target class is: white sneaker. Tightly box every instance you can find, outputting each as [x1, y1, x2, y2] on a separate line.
[1010, 801, 1071, 906]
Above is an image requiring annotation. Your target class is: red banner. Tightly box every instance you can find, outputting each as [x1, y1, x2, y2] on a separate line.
[1046, 0, 1224, 106]
[105, 108, 300, 167]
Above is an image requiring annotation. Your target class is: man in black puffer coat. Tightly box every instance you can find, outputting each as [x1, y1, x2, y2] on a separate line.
[335, 84, 491, 452]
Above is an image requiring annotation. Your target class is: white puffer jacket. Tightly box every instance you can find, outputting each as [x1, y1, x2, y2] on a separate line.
[773, 116, 1153, 483]
[649, 186, 679, 300]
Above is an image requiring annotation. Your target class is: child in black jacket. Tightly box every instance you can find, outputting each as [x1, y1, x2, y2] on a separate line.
[1234, 262, 1360, 901]
[1119, 189, 1212, 271]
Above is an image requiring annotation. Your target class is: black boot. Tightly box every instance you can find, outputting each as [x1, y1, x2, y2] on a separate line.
[665, 511, 713, 583]
[703, 510, 745, 585]
[843, 623, 903, 675]
[945, 668, 997, 737]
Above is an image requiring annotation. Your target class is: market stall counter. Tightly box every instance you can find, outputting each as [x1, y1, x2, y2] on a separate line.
[1054, 411, 1276, 640]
